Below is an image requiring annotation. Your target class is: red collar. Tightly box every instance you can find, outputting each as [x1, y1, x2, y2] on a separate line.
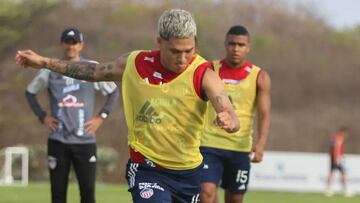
[218, 59, 253, 81]
[220, 59, 252, 70]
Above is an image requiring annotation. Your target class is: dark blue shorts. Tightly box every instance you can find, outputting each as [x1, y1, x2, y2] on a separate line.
[125, 159, 202, 203]
[331, 159, 345, 173]
[200, 147, 251, 194]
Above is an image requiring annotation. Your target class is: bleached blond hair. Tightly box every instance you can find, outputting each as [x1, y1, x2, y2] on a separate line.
[158, 9, 197, 40]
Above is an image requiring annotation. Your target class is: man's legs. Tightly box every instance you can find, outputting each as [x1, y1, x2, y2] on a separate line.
[48, 140, 71, 203]
[340, 171, 348, 192]
[221, 152, 250, 203]
[71, 143, 97, 203]
[200, 183, 218, 203]
[326, 170, 334, 188]
[338, 165, 353, 196]
[326, 159, 337, 196]
[200, 147, 224, 203]
[224, 191, 244, 203]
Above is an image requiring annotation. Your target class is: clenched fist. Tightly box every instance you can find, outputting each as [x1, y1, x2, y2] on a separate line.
[214, 111, 239, 133]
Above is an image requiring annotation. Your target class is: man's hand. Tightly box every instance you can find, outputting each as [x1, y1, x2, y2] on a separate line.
[214, 111, 238, 133]
[203, 68, 240, 133]
[84, 116, 104, 134]
[15, 50, 47, 69]
[43, 115, 59, 132]
[251, 143, 265, 163]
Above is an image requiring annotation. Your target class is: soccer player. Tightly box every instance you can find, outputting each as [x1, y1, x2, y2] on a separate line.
[24, 28, 119, 203]
[200, 25, 271, 203]
[325, 127, 352, 197]
[16, 9, 240, 203]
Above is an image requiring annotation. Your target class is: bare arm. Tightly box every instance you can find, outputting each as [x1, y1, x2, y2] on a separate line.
[202, 68, 240, 133]
[15, 50, 129, 82]
[252, 70, 271, 163]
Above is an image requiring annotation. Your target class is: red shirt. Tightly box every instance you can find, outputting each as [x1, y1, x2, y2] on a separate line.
[218, 59, 253, 80]
[134, 50, 211, 100]
[330, 132, 345, 160]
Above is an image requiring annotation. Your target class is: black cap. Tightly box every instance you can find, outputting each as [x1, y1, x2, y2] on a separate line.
[60, 28, 83, 43]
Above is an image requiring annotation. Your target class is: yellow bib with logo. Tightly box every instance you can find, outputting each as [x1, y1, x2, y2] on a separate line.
[122, 50, 207, 170]
[201, 60, 261, 152]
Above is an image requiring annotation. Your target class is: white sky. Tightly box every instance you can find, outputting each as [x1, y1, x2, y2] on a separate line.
[287, 0, 360, 29]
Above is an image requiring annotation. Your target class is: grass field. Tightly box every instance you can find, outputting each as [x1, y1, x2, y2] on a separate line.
[0, 183, 359, 203]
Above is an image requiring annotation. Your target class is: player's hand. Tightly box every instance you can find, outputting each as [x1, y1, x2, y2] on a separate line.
[251, 144, 264, 163]
[84, 116, 104, 134]
[214, 111, 238, 133]
[43, 116, 59, 132]
[15, 50, 46, 69]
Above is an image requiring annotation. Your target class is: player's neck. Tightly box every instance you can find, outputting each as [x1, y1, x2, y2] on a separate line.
[224, 58, 247, 69]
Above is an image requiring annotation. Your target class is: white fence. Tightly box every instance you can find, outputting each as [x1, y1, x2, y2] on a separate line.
[249, 151, 360, 194]
[0, 147, 29, 186]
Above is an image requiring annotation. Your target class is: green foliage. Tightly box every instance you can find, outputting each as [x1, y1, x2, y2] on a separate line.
[96, 147, 119, 180]
[0, 27, 23, 51]
[252, 33, 279, 54]
[0, 0, 57, 56]
[28, 145, 48, 181]
[328, 25, 360, 52]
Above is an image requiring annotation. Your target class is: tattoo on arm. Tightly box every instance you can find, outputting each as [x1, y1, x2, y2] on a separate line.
[104, 64, 114, 79]
[44, 52, 128, 81]
[215, 90, 227, 111]
[45, 59, 97, 81]
[65, 62, 96, 80]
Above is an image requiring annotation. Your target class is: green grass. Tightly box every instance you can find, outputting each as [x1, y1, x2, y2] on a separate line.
[244, 191, 359, 203]
[0, 183, 359, 203]
[0, 183, 131, 203]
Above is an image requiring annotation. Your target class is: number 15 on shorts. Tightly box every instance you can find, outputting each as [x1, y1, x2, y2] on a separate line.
[236, 169, 248, 190]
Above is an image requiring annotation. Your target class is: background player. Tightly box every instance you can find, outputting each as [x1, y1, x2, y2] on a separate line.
[25, 28, 119, 203]
[200, 25, 271, 203]
[325, 126, 352, 197]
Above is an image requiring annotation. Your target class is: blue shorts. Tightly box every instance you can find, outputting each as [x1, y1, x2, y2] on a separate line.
[331, 159, 345, 173]
[125, 159, 202, 203]
[200, 147, 251, 194]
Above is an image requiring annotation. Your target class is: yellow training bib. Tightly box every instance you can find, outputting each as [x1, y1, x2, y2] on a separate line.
[201, 60, 261, 152]
[122, 50, 208, 170]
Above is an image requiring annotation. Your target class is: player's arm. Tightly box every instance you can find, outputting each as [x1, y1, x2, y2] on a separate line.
[25, 69, 49, 123]
[24, 69, 59, 131]
[85, 83, 120, 134]
[202, 68, 240, 133]
[252, 70, 271, 163]
[96, 82, 120, 118]
[15, 50, 128, 82]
